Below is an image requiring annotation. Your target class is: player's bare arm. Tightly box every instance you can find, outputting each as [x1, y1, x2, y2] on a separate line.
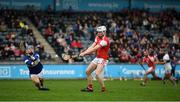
[80, 44, 101, 57]
[87, 42, 96, 50]
[79, 42, 96, 56]
[154, 56, 162, 64]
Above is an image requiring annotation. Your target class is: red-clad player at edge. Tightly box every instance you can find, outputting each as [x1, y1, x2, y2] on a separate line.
[79, 26, 110, 92]
[140, 50, 161, 86]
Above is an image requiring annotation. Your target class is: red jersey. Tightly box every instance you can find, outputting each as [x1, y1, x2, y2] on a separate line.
[95, 36, 110, 60]
[142, 55, 156, 69]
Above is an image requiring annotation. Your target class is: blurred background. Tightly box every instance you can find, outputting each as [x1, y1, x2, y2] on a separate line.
[0, 0, 179, 79]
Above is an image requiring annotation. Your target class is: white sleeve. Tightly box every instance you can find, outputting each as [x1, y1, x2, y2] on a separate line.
[99, 40, 107, 47]
[95, 37, 97, 43]
[163, 54, 170, 61]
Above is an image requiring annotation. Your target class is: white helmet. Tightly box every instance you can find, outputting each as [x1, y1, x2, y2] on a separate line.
[96, 26, 106, 32]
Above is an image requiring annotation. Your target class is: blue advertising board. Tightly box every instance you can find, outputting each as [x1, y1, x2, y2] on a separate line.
[0, 64, 179, 79]
[56, 0, 129, 11]
[0, 65, 87, 79]
[1, 0, 180, 11]
[131, 0, 180, 12]
[0, 0, 53, 10]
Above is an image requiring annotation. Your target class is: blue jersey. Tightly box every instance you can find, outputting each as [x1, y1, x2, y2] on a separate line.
[23, 53, 43, 74]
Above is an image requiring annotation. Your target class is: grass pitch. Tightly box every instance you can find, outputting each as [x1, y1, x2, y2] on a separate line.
[0, 79, 179, 101]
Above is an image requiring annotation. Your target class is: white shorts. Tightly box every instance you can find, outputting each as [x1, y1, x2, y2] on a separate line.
[92, 57, 108, 66]
[164, 62, 172, 74]
[30, 71, 43, 78]
[91, 57, 108, 78]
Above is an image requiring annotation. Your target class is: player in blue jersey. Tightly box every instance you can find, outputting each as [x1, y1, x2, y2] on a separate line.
[23, 46, 49, 91]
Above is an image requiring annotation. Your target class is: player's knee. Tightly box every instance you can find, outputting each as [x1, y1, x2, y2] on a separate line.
[32, 79, 38, 84]
[33, 79, 39, 83]
[39, 78, 44, 81]
[31, 76, 39, 83]
[86, 70, 91, 75]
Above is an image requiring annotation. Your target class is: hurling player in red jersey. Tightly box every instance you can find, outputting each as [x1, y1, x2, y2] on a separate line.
[80, 26, 110, 92]
[140, 50, 161, 86]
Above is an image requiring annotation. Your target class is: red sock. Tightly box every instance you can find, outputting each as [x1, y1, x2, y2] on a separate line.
[145, 78, 148, 83]
[102, 87, 106, 92]
[88, 84, 93, 89]
[155, 76, 161, 80]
